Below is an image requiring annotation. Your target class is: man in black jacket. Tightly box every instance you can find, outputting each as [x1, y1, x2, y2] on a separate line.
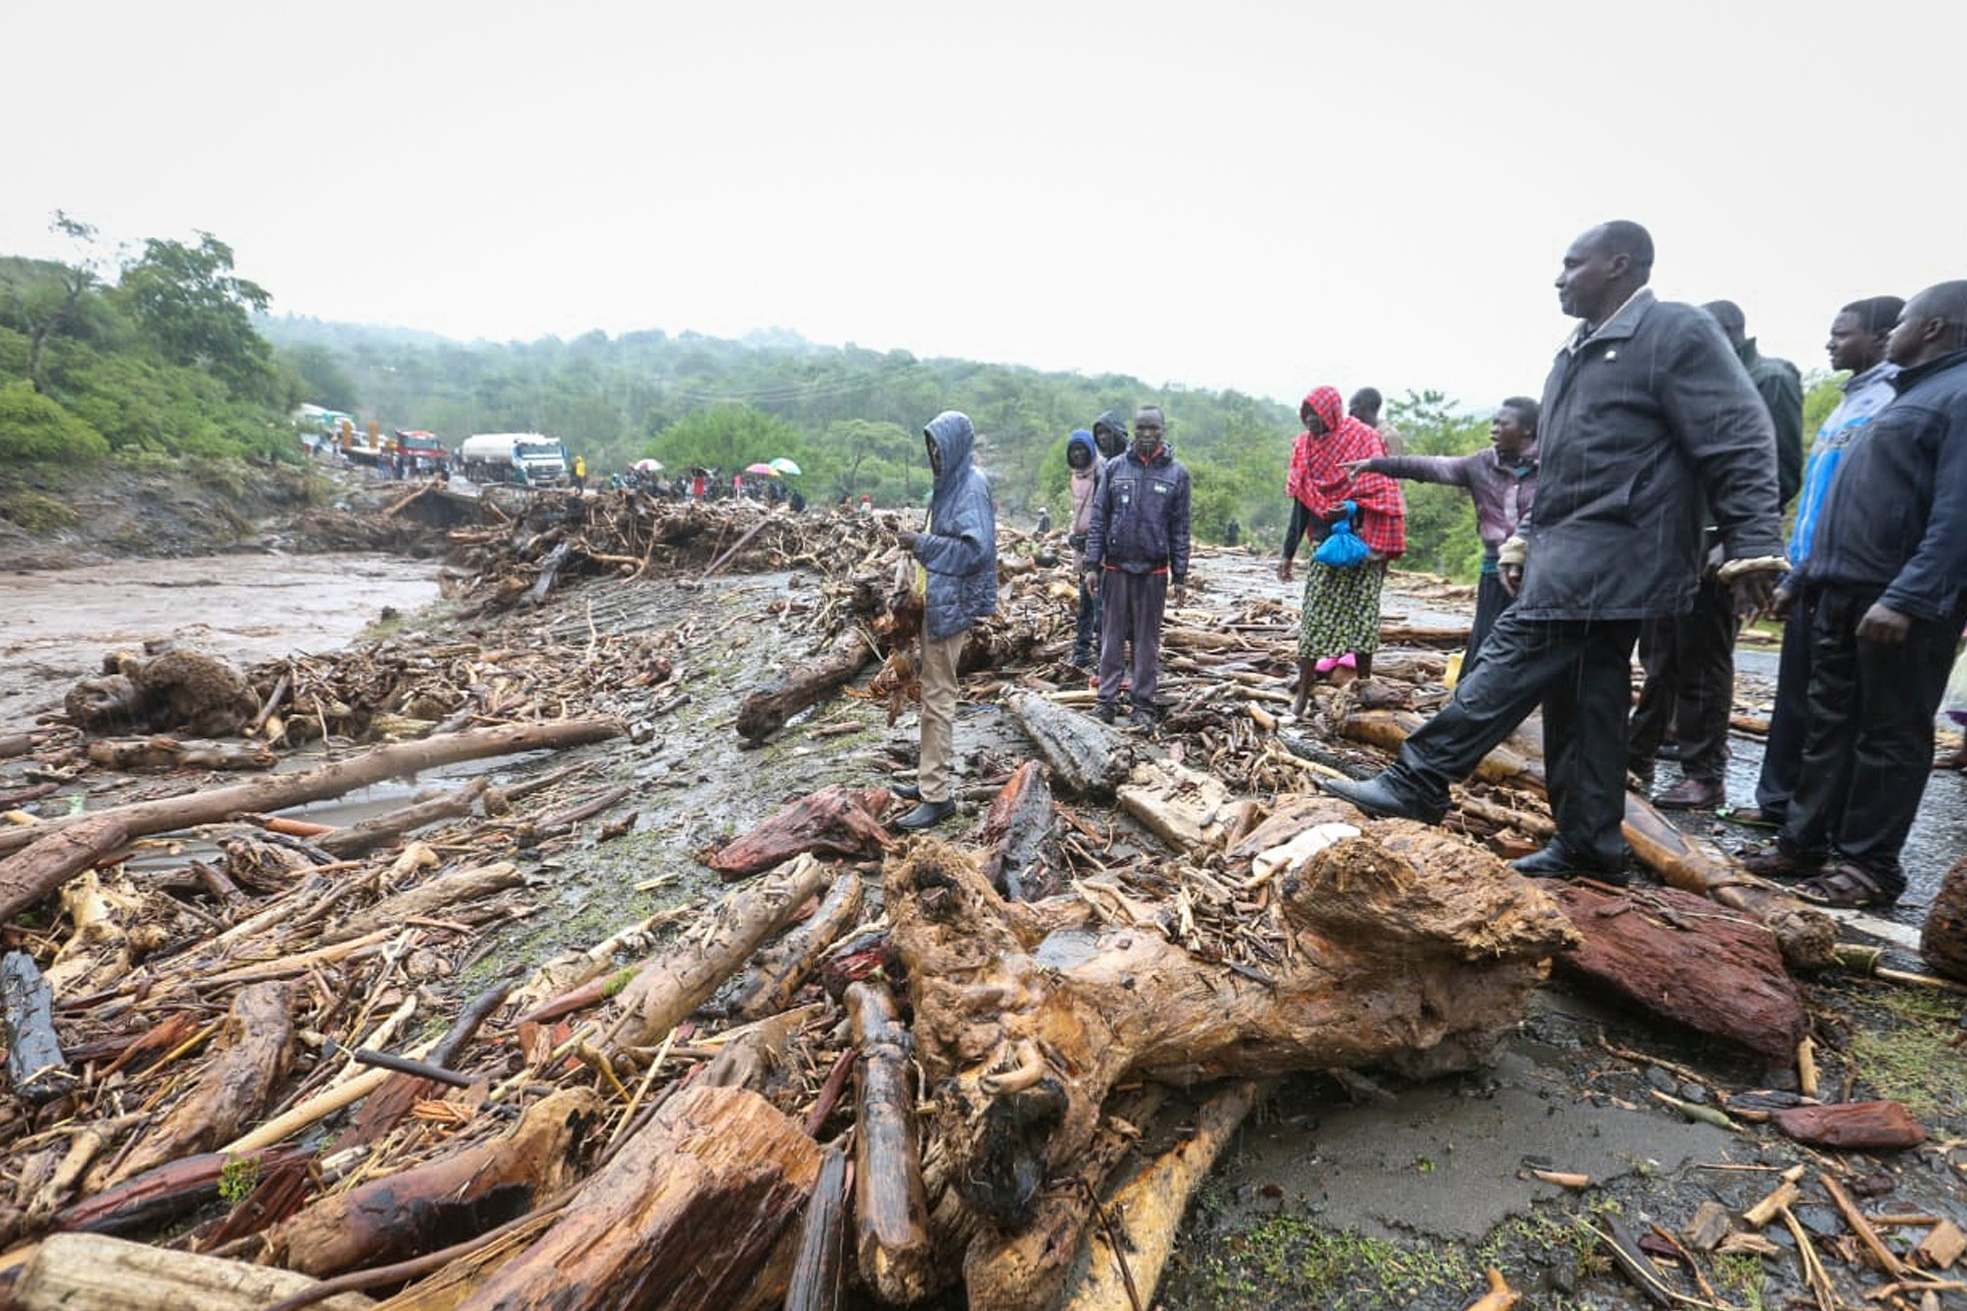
[1084, 406, 1192, 729]
[1629, 300, 1804, 808]
[1746, 281, 1967, 906]
[1325, 221, 1785, 879]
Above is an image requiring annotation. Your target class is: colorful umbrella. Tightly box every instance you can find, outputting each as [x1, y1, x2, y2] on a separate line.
[633, 458, 664, 473]
[744, 462, 780, 477]
[768, 457, 803, 476]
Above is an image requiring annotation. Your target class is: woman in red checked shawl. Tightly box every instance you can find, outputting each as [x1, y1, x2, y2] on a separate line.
[1276, 386, 1406, 717]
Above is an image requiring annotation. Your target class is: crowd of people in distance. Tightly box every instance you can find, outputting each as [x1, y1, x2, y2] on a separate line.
[879, 220, 1967, 919]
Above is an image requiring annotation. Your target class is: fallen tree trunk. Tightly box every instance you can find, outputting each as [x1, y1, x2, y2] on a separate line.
[317, 780, 489, 859]
[975, 761, 1063, 901]
[2, 951, 79, 1104]
[84, 737, 278, 771]
[1008, 692, 1134, 798]
[52, 1146, 310, 1237]
[1059, 1080, 1267, 1311]
[707, 786, 895, 879]
[610, 854, 832, 1048]
[848, 980, 935, 1304]
[106, 981, 294, 1186]
[737, 629, 877, 742]
[716, 870, 863, 1021]
[0, 817, 131, 935]
[11, 1233, 376, 1311]
[453, 1084, 821, 1311]
[0, 720, 622, 865]
[890, 829, 1573, 1232]
[1340, 710, 1836, 970]
[1, 729, 56, 759]
[1551, 883, 1807, 1058]
[270, 1088, 600, 1277]
[784, 1145, 849, 1311]
[322, 861, 522, 944]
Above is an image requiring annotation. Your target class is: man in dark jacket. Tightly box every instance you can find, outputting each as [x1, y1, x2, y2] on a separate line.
[1084, 406, 1191, 728]
[1745, 281, 1967, 906]
[1324, 221, 1785, 879]
[1091, 410, 1130, 463]
[891, 411, 998, 829]
[1628, 301, 1804, 808]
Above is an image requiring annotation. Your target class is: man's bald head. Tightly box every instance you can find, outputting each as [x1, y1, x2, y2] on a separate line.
[1703, 300, 1747, 348]
[1556, 220, 1655, 324]
[1887, 280, 1967, 369]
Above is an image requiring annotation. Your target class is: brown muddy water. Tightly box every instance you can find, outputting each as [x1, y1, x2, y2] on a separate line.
[0, 553, 441, 726]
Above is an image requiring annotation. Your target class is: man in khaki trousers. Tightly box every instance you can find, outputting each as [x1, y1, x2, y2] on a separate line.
[892, 411, 998, 829]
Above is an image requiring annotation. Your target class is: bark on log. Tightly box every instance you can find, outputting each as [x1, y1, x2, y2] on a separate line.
[610, 854, 832, 1048]
[784, 1146, 849, 1311]
[2, 951, 78, 1104]
[12, 1233, 376, 1311]
[369, 1211, 563, 1311]
[698, 1005, 817, 1093]
[1550, 884, 1807, 1058]
[737, 629, 878, 742]
[1008, 693, 1135, 798]
[1922, 855, 1967, 983]
[85, 736, 277, 771]
[51, 1147, 310, 1237]
[889, 830, 1572, 1230]
[271, 1088, 600, 1277]
[317, 780, 489, 858]
[1059, 1080, 1267, 1311]
[106, 981, 293, 1186]
[0, 721, 621, 863]
[1117, 759, 1233, 854]
[847, 980, 935, 1304]
[1773, 1101, 1927, 1151]
[323, 862, 522, 944]
[338, 980, 514, 1151]
[453, 1084, 821, 1311]
[0, 817, 131, 935]
[1340, 710, 1837, 971]
[975, 761, 1063, 901]
[714, 870, 863, 1021]
[708, 787, 895, 879]
[0, 730, 56, 759]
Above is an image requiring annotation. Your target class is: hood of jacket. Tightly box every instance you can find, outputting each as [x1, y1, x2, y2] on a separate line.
[925, 410, 977, 503]
[1091, 410, 1129, 458]
[1303, 386, 1344, 435]
[1067, 428, 1099, 469]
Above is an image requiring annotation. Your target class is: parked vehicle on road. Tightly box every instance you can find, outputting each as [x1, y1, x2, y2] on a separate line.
[459, 433, 569, 486]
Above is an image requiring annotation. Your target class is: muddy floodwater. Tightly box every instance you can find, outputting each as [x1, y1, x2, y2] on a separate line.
[0, 553, 441, 725]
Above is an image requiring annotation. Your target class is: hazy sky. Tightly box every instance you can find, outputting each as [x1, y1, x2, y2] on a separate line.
[11, 0, 1965, 409]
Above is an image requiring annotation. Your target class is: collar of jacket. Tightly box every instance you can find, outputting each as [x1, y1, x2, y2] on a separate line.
[1128, 443, 1173, 469]
[1890, 347, 1967, 394]
[1843, 360, 1898, 394]
[1562, 287, 1655, 355]
[1490, 442, 1539, 473]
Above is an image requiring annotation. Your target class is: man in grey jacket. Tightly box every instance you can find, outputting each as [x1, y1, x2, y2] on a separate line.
[1325, 221, 1785, 879]
[1084, 406, 1192, 728]
[891, 411, 998, 829]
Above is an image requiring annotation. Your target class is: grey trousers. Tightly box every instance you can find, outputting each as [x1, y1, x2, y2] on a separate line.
[1097, 570, 1167, 709]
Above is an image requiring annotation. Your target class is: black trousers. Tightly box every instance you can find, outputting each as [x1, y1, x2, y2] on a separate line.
[1782, 585, 1964, 895]
[1627, 573, 1740, 783]
[1385, 609, 1643, 868]
[1463, 570, 1514, 677]
[1754, 584, 1819, 822]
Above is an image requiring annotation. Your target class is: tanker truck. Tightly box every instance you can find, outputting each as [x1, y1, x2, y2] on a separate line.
[458, 433, 569, 487]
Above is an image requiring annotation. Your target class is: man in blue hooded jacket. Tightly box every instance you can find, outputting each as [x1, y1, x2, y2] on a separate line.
[1084, 406, 1192, 727]
[891, 411, 998, 829]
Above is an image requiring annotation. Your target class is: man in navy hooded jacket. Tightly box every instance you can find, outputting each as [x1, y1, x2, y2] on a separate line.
[892, 411, 998, 829]
[1084, 406, 1192, 727]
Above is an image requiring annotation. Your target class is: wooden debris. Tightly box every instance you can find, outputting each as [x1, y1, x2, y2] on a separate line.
[11, 1232, 376, 1311]
[2, 951, 78, 1104]
[1116, 758, 1232, 854]
[737, 629, 878, 743]
[1742, 1166, 1805, 1229]
[975, 761, 1062, 901]
[1007, 692, 1135, 798]
[1462, 1267, 1522, 1311]
[718, 870, 863, 1021]
[0, 816, 131, 933]
[323, 861, 522, 943]
[1922, 853, 1967, 982]
[784, 1145, 849, 1311]
[85, 736, 277, 771]
[707, 787, 895, 879]
[1683, 1200, 1731, 1252]
[1774, 1100, 1928, 1151]
[317, 779, 489, 858]
[1917, 1218, 1966, 1271]
[847, 980, 935, 1304]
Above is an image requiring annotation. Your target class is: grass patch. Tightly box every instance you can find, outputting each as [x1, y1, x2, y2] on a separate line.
[0, 487, 78, 532]
[1213, 1216, 1477, 1309]
[1847, 987, 1967, 1119]
[1715, 1251, 1767, 1311]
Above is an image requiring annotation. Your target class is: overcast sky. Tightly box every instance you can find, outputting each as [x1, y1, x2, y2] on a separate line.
[10, 0, 1964, 410]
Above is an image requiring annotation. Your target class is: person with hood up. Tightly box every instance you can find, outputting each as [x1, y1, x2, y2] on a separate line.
[1091, 409, 1130, 463]
[1084, 406, 1191, 727]
[890, 411, 998, 829]
[1065, 428, 1103, 668]
[1279, 385, 1406, 717]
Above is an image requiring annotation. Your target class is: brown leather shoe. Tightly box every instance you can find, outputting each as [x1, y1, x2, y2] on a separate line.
[1741, 845, 1824, 880]
[1654, 776, 1725, 810]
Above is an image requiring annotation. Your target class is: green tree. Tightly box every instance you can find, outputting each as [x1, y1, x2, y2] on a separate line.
[1383, 390, 1487, 580]
[117, 232, 274, 397]
[645, 403, 802, 475]
[279, 343, 360, 411]
[0, 380, 109, 460]
[1, 213, 106, 394]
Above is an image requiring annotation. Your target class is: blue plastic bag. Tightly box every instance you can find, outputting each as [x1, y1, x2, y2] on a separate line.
[1312, 501, 1371, 568]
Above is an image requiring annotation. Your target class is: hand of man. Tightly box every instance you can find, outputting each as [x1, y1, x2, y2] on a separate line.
[1857, 602, 1911, 644]
[897, 530, 920, 551]
[1729, 571, 1779, 619]
[1171, 582, 1188, 606]
[1339, 459, 1370, 477]
[1770, 586, 1793, 622]
[1500, 563, 1523, 597]
[1277, 558, 1294, 585]
[1084, 569, 1101, 597]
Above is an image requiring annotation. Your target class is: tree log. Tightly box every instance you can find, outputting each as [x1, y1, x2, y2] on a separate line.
[889, 829, 1573, 1230]
[714, 870, 863, 1021]
[318, 780, 489, 859]
[1550, 884, 1807, 1058]
[1117, 758, 1233, 854]
[323, 862, 522, 944]
[1008, 693, 1135, 798]
[1059, 1080, 1267, 1311]
[453, 1083, 821, 1311]
[975, 760, 1063, 901]
[271, 1088, 600, 1277]
[847, 980, 935, 1304]
[2, 951, 78, 1104]
[1922, 855, 1967, 983]
[784, 1145, 849, 1311]
[0, 817, 131, 935]
[610, 854, 832, 1048]
[84, 737, 277, 772]
[52, 1146, 310, 1237]
[707, 787, 895, 879]
[12, 1233, 376, 1311]
[1773, 1101, 1927, 1151]
[698, 1005, 817, 1094]
[106, 981, 293, 1186]
[737, 629, 878, 742]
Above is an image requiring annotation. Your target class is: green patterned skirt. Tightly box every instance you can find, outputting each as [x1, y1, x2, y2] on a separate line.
[1298, 559, 1388, 662]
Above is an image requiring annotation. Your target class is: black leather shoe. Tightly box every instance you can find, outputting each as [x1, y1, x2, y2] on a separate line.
[891, 783, 921, 801]
[1319, 774, 1444, 824]
[1509, 844, 1629, 884]
[1129, 707, 1158, 730]
[1093, 701, 1118, 724]
[896, 799, 956, 830]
